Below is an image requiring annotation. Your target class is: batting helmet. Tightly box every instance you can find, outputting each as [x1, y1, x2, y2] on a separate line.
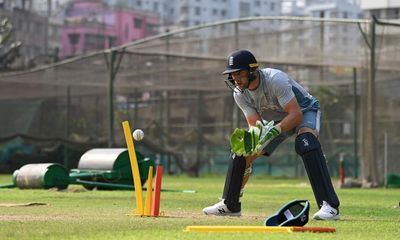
[264, 200, 310, 227]
[222, 49, 258, 75]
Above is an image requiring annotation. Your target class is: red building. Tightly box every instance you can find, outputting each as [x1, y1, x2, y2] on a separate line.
[62, 0, 159, 58]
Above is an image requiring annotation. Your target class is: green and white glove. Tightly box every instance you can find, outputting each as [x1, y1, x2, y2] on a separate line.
[254, 120, 281, 154]
[230, 120, 281, 156]
[230, 128, 258, 157]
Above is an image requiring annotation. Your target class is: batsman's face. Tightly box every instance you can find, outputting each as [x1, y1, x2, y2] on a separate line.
[231, 70, 249, 90]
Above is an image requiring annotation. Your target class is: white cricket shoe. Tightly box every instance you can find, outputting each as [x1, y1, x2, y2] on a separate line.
[202, 200, 241, 216]
[313, 201, 340, 220]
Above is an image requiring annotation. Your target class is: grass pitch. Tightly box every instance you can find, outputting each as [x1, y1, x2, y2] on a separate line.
[0, 174, 399, 240]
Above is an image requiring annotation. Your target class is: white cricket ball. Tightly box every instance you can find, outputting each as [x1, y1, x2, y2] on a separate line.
[132, 129, 144, 141]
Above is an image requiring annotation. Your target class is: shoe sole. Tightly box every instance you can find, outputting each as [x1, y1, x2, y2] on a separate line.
[313, 215, 340, 220]
[203, 211, 241, 217]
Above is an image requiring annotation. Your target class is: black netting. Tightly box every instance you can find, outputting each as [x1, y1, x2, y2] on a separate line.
[0, 18, 399, 184]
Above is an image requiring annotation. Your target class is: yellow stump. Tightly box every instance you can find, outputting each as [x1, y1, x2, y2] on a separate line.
[144, 166, 153, 216]
[122, 121, 144, 216]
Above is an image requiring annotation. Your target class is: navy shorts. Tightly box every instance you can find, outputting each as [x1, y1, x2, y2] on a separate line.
[263, 110, 321, 156]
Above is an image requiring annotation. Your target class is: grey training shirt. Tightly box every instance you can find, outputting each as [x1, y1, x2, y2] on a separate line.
[233, 68, 319, 121]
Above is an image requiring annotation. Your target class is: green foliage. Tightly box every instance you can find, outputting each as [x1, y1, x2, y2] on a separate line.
[0, 174, 399, 240]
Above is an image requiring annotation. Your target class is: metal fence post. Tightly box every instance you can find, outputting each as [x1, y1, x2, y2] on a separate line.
[63, 85, 71, 168]
[105, 49, 124, 147]
[232, 21, 241, 130]
[353, 67, 358, 178]
[107, 50, 116, 147]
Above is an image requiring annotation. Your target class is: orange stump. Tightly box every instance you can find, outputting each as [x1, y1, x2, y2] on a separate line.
[151, 165, 163, 216]
[339, 159, 345, 185]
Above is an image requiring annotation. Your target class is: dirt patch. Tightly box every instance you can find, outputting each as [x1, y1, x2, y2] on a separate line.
[0, 214, 65, 221]
[163, 209, 265, 220]
[47, 187, 87, 193]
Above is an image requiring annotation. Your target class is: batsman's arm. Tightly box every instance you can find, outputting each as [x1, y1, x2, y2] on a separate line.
[277, 97, 303, 133]
[245, 112, 263, 129]
[249, 98, 302, 155]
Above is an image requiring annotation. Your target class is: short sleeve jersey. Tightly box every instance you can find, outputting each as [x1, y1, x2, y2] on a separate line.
[233, 68, 319, 121]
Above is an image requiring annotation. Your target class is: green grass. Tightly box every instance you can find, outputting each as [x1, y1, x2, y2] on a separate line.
[0, 174, 399, 240]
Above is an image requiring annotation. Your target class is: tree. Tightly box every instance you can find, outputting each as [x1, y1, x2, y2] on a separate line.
[0, 18, 22, 70]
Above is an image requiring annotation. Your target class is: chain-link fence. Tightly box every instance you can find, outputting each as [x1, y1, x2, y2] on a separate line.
[0, 17, 399, 184]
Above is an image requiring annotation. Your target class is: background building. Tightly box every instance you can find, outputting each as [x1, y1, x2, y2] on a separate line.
[0, 1, 49, 68]
[282, 0, 361, 18]
[62, 0, 159, 57]
[108, 0, 178, 27]
[361, 0, 400, 19]
[108, 0, 281, 30]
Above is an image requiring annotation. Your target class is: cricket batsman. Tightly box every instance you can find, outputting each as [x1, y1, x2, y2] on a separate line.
[202, 49, 340, 220]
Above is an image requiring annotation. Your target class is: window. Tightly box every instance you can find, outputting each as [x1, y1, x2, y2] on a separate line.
[68, 33, 80, 45]
[108, 37, 117, 47]
[125, 24, 129, 39]
[153, 2, 158, 11]
[221, 9, 226, 17]
[146, 24, 158, 35]
[255, 0, 260, 7]
[84, 34, 105, 50]
[195, 7, 201, 16]
[181, 6, 188, 14]
[134, 18, 142, 28]
[239, 2, 250, 17]
[212, 8, 218, 15]
[370, 9, 380, 18]
[270, 2, 275, 11]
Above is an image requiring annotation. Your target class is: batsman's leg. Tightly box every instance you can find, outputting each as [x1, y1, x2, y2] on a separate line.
[295, 132, 340, 209]
[221, 152, 246, 212]
[202, 152, 247, 216]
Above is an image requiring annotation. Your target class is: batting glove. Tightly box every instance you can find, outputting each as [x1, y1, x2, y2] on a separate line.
[254, 120, 281, 154]
[230, 127, 260, 157]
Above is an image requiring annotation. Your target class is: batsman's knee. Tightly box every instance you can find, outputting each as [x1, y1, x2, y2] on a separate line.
[295, 132, 320, 156]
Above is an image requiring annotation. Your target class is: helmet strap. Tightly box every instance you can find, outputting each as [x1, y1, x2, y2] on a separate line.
[247, 68, 257, 87]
